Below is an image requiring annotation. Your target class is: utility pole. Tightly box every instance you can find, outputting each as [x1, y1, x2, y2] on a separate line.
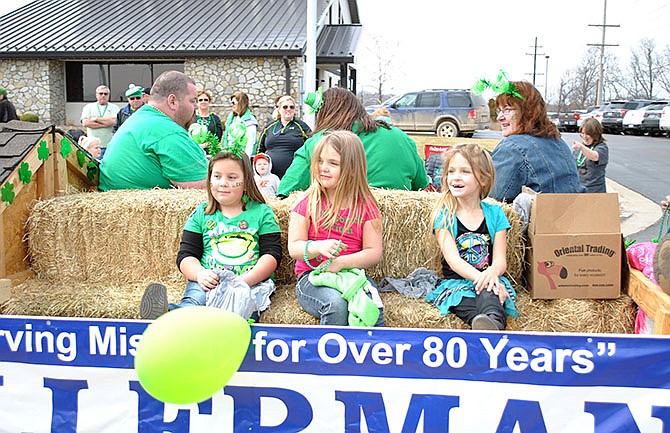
[544, 55, 550, 102]
[525, 37, 545, 87]
[588, 0, 619, 105]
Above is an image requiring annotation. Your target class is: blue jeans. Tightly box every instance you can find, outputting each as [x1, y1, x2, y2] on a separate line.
[170, 280, 261, 321]
[296, 272, 385, 326]
[169, 280, 206, 310]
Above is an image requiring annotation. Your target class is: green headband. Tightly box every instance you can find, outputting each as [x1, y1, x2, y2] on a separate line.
[471, 70, 525, 100]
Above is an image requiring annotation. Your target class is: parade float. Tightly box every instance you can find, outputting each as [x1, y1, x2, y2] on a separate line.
[0, 121, 668, 432]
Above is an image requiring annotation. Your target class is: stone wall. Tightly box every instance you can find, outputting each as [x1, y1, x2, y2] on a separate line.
[0, 56, 303, 127]
[187, 56, 305, 127]
[0, 59, 65, 124]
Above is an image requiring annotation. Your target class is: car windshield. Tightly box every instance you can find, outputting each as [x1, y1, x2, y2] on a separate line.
[381, 95, 400, 106]
[646, 103, 667, 110]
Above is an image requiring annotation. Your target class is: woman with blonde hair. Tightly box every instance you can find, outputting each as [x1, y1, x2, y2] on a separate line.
[258, 95, 311, 178]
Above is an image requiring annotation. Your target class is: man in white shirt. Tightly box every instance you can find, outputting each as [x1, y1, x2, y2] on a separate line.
[80, 85, 120, 155]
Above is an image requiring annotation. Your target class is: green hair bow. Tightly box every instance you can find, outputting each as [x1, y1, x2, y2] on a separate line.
[471, 70, 525, 100]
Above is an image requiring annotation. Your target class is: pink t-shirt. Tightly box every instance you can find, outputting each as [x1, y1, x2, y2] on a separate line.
[293, 196, 380, 276]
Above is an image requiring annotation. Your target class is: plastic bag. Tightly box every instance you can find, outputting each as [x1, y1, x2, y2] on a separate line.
[206, 269, 255, 319]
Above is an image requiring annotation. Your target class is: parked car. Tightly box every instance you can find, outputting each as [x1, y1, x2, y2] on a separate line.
[547, 112, 559, 127]
[365, 89, 491, 137]
[639, 105, 667, 136]
[623, 102, 669, 135]
[660, 106, 670, 133]
[557, 111, 579, 132]
[576, 105, 601, 128]
[602, 99, 654, 134]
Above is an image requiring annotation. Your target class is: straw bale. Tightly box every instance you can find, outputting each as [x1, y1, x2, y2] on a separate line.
[259, 284, 635, 333]
[2, 278, 634, 333]
[27, 189, 523, 286]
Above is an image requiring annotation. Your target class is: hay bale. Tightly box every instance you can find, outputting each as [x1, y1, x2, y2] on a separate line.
[2, 279, 635, 334]
[259, 284, 635, 333]
[27, 189, 523, 286]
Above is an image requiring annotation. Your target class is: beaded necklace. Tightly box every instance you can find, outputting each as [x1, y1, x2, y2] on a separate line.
[197, 113, 211, 128]
[272, 119, 289, 136]
[303, 239, 343, 274]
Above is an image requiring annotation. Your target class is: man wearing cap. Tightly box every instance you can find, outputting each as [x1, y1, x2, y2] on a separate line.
[113, 84, 144, 133]
[99, 71, 207, 191]
[80, 85, 120, 153]
[0, 87, 19, 123]
[141, 87, 151, 104]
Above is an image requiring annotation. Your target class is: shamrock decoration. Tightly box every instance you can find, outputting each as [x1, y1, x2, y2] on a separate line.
[1, 182, 15, 206]
[19, 162, 32, 184]
[37, 140, 50, 161]
[86, 161, 98, 181]
[189, 123, 221, 156]
[60, 137, 73, 159]
[471, 70, 525, 100]
[224, 120, 247, 157]
[76, 150, 86, 168]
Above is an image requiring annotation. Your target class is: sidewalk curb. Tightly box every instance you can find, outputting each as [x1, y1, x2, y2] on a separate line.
[606, 178, 661, 238]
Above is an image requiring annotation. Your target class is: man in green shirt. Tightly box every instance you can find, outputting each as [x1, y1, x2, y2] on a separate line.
[99, 71, 208, 191]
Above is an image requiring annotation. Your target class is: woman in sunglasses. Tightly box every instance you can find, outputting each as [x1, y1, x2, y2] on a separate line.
[223, 91, 259, 157]
[258, 95, 312, 179]
[194, 90, 223, 141]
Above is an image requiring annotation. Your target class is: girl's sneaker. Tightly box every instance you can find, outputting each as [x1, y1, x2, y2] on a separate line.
[139, 283, 168, 320]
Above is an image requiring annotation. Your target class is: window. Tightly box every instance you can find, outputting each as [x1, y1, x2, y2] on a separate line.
[395, 93, 418, 108]
[446, 93, 472, 108]
[417, 93, 440, 108]
[66, 62, 184, 102]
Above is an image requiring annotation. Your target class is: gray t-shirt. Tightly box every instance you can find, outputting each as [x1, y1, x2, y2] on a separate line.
[574, 141, 608, 193]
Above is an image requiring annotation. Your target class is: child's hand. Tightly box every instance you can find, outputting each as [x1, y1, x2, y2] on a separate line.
[197, 268, 219, 291]
[473, 268, 496, 294]
[571, 141, 582, 151]
[497, 284, 510, 304]
[317, 239, 347, 260]
[661, 195, 670, 210]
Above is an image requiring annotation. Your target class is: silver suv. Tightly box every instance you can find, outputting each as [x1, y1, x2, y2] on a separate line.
[369, 89, 491, 137]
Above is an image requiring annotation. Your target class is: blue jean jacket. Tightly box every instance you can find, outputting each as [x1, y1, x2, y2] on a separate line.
[490, 133, 585, 203]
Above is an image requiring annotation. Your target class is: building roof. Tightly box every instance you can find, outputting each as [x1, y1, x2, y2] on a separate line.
[0, 121, 50, 186]
[0, 0, 361, 60]
[317, 24, 361, 63]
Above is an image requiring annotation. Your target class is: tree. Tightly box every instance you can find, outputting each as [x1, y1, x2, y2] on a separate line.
[360, 35, 399, 104]
[622, 38, 661, 99]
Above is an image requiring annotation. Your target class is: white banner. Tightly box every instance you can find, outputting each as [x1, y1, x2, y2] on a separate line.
[0, 315, 669, 432]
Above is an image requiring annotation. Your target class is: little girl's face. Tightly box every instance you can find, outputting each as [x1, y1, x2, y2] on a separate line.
[210, 158, 245, 208]
[446, 153, 480, 199]
[317, 143, 341, 193]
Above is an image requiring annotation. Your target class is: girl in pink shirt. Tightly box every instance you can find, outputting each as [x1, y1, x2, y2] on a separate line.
[287, 130, 384, 326]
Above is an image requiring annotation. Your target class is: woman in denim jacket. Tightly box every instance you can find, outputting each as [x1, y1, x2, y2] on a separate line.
[490, 81, 585, 203]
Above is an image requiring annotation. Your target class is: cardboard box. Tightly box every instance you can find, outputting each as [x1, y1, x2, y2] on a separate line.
[526, 193, 622, 299]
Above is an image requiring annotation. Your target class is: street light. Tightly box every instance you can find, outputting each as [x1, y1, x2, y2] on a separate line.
[544, 55, 550, 102]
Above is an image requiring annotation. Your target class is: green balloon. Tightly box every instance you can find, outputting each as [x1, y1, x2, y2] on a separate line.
[134, 306, 251, 404]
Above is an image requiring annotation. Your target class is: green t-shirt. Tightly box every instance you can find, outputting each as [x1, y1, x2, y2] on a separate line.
[277, 124, 430, 196]
[99, 105, 208, 190]
[183, 201, 280, 275]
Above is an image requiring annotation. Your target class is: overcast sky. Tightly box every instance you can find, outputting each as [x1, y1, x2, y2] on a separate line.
[3, 0, 669, 102]
[356, 0, 670, 101]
